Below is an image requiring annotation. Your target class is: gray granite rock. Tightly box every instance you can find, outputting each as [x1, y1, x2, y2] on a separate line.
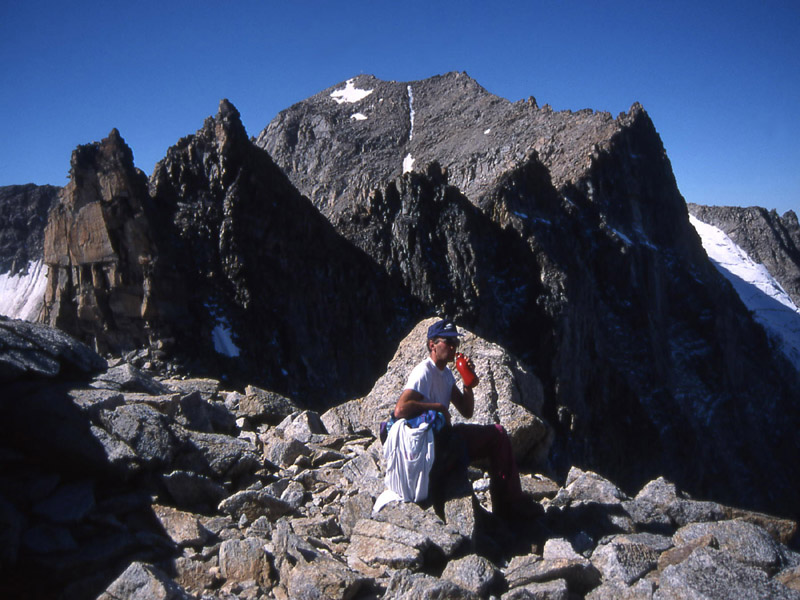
[153, 504, 209, 547]
[585, 578, 655, 600]
[590, 537, 659, 585]
[276, 409, 327, 442]
[261, 431, 311, 468]
[218, 537, 271, 587]
[634, 477, 726, 527]
[556, 467, 628, 506]
[91, 363, 169, 395]
[161, 470, 227, 509]
[383, 569, 481, 599]
[505, 538, 601, 594]
[0, 317, 106, 382]
[502, 577, 569, 600]
[98, 403, 176, 466]
[218, 489, 293, 523]
[240, 385, 301, 423]
[441, 553, 500, 595]
[174, 428, 260, 479]
[286, 556, 365, 600]
[97, 561, 192, 600]
[673, 519, 784, 574]
[655, 547, 800, 600]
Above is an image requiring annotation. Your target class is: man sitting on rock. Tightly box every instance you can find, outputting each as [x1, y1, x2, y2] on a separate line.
[390, 319, 537, 519]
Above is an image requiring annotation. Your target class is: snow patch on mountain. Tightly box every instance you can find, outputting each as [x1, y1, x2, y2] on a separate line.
[403, 153, 415, 174]
[212, 318, 240, 358]
[0, 260, 48, 321]
[690, 215, 800, 369]
[205, 301, 241, 357]
[330, 79, 374, 104]
[407, 85, 415, 141]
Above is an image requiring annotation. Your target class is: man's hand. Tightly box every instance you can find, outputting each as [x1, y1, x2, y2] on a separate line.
[464, 356, 479, 388]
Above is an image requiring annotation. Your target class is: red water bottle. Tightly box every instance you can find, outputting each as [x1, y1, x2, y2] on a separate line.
[455, 352, 477, 388]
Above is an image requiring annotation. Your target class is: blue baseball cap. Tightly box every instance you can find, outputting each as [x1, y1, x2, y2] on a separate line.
[427, 319, 463, 339]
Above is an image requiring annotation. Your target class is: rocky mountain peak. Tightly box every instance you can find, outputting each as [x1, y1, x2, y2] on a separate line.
[40, 129, 164, 353]
[211, 97, 248, 155]
[255, 74, 674, 260]
[152, 99, 252, 202]
[65, 129, 144, 211]
[217, 97, 238, 118]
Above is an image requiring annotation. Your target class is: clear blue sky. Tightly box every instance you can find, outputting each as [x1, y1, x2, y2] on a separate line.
[2, 0, 798, 215]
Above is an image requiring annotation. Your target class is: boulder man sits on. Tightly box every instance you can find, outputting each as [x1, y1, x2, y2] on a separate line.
[388, 319, 535, 518]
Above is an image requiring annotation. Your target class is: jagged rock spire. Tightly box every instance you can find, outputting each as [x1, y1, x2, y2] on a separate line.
[41, 129, 161, 353]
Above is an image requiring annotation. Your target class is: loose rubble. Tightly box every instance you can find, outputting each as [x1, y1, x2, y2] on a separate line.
[1, 318, 799, 599]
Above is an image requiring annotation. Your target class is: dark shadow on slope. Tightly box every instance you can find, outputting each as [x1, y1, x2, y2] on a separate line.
[0, 373, 254, 599]
[524, 110, 800, 520]
[0, 381, 172, 599]
[148, 106, 423, 408]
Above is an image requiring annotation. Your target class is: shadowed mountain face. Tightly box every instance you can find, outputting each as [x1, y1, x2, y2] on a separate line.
[4, 73, 798, 517]
[147, 100, 417, 402]
[257, 73, 800, 517]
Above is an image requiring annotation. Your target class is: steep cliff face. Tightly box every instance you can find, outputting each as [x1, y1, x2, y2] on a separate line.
[40, 130, 168, 352]
[148, 100, 416, 401]
[258, 73, 800, 517]
[688, 203, 800, 308]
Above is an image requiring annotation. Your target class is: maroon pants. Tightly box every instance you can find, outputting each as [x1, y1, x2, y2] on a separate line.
[431, 423, 522, 515]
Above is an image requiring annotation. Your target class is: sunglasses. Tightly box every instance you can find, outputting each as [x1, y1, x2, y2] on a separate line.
[436, 338, 460, 347]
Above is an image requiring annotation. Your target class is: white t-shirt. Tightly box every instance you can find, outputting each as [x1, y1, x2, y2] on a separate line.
[404, 357, 455, 410]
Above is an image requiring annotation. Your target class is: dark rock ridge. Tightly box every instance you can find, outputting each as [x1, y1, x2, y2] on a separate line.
[0, 183, 60, 274]
[36, 101, 416, 404]
[2, 319, 799, 599]
[147, 99, 416, 402]
[688, 203, 800, 308]
[258, 73, 800, 518]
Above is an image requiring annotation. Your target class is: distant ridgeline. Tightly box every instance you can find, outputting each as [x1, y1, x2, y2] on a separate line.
[1, 72, 799, 518]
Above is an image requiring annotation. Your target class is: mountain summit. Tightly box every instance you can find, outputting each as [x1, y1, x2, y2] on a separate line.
[258, 72, 660, 224]
[258, 73, 800, 517]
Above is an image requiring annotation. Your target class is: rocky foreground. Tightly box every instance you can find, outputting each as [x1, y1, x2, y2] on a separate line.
[2, 315, 799, 599]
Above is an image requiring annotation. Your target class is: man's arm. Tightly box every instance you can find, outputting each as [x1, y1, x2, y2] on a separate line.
[393, 388, 450, 423]
[450, 384, 474, 419]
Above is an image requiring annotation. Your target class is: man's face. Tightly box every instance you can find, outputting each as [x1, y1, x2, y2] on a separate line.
[430, 337, 459, 362]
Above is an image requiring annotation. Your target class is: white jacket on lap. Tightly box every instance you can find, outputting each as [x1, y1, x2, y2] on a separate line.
[373, 418, 436, 512]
